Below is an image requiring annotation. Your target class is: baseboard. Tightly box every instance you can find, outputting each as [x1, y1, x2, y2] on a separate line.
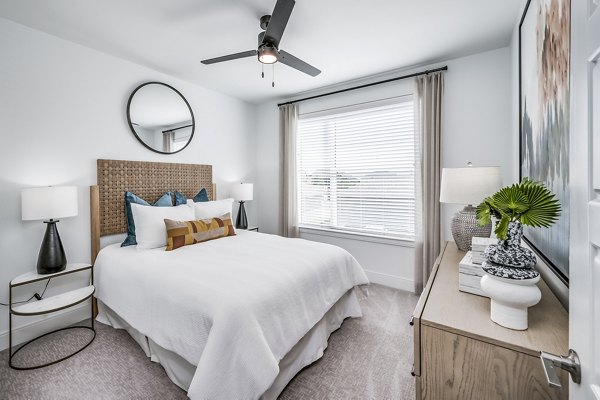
[0, 301, 91, 351]
[364, 269, 414, 292]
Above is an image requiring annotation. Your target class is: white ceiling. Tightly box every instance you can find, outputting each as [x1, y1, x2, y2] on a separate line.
[0, 0, 521, 104]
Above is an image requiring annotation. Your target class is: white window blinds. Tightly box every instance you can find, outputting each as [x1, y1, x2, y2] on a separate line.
[297, 97, 415, 240]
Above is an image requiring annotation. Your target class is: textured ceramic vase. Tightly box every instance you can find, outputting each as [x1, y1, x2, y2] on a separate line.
[451, 205, 493, 251]
[483, 221, 537, 268]
[480, 273, 541, 330]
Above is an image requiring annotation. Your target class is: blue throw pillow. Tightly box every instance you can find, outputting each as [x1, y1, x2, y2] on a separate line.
[193, 188, 209, 202]
[174, 191, 187, 206]
[174, 188, 209, 206]
[121, 191, 173, 247]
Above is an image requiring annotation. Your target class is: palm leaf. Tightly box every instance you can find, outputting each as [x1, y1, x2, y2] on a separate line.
[518, 179, 561, 227]
[476, 199, 505, 226]
[476, 200, 492, 226]
[474, 177, 562, 234]
[490, 184, 530, 217]
[494, 215, 510, 239]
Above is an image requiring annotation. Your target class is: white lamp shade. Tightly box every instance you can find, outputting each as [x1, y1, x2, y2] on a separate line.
[440, 167, 502, 205]
[22, 186, 78, 221]
[230, 183, 253, 201]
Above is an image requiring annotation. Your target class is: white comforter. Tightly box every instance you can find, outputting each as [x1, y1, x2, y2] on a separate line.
[94, 231, 368, 400]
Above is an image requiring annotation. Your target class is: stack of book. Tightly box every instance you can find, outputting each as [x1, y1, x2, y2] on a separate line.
[458, 252, 486, 296]
[458, 237, 496, 297]
[471, 237, 497, 264]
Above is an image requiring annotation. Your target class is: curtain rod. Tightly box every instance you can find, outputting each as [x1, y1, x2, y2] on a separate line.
[277, 66, 448, 107]
[162, 124, 192, 134]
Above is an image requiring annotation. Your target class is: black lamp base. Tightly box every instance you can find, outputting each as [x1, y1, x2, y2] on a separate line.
[37, 220, 67, 275]
[235, 201, 248, 230]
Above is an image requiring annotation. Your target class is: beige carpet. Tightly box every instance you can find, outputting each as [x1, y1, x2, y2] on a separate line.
[0, 284, 418, 400]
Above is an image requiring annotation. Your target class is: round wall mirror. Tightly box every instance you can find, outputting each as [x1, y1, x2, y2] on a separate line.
[127, 82, 195, 154]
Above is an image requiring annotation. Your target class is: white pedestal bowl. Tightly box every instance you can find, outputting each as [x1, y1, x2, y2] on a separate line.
[480, 273, 541, 330]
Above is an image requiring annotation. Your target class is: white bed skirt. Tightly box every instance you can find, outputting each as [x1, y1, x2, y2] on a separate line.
[96, 287, 363, 400]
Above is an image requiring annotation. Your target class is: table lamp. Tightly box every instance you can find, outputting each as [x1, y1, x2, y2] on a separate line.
[230, 183, 253, 229]
[22, 186, 78, 274]
[440, 165, 502, 251]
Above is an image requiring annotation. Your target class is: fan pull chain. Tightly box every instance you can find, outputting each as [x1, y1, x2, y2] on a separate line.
[272, 64, 275, 87]
[261, 63, 264, 78]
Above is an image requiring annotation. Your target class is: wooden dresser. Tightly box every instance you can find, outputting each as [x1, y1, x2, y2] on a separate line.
[412, 242, 569, 400]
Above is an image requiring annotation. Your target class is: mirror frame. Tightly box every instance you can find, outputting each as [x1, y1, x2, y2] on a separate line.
[126, 81, 196, 155]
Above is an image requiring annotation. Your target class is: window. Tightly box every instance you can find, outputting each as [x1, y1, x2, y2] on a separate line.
[297, 96, 415, 240]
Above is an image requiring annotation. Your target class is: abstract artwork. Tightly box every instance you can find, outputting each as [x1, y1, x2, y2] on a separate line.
[519, 0, 570, 280]
[519, 0, 571, 281]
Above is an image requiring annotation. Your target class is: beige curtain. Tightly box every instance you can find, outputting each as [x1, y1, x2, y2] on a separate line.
[414, 72, 444, 293]
[163, 131, 175, 153]
[279, 104, 299, 238]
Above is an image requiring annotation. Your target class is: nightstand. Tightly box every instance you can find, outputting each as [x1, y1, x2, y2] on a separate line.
[241, 226, 259, 232]
[9, 263, 96, 370]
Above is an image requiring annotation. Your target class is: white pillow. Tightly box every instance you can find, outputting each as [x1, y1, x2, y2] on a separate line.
[188, 198, 234, 220]
[131, 202, 194, 249]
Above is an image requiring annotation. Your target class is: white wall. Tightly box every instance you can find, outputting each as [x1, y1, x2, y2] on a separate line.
[255, 101, 281, 235]
[510, 3, 525, 185]
[441, 47, 513, 241]
[0, 18, 257, 349]
[255, 46, 513, 292]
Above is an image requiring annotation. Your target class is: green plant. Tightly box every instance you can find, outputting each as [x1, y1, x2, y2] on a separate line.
[476, 178, 561, 240]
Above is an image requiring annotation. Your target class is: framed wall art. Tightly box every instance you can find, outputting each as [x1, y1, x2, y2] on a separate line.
[519, 0, 570, 282]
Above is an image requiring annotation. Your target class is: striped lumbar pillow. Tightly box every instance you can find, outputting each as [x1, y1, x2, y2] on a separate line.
[164, 213, 236, 251]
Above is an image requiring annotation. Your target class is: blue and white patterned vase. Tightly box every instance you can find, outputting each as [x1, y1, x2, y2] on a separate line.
[483, 221, 537, 268]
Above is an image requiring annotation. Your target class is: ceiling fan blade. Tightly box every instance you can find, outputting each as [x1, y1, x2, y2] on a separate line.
[263, 0, 295, 48]
[279, 50, 321, 77]
[201, 50, 257, 65]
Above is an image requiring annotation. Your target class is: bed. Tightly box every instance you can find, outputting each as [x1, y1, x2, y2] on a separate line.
[90, 159, 369, 400]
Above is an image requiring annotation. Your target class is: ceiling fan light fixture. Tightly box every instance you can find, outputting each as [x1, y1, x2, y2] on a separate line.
[258, 44, 278, 64]
[200, 0, 321, 77]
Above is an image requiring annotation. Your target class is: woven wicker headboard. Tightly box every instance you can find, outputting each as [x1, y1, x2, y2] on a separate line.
[94, 159, 214, 237]
[89, 159, 213, 316]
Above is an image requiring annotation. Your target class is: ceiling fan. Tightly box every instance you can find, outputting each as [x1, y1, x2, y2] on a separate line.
[201, 0, 321, 78]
